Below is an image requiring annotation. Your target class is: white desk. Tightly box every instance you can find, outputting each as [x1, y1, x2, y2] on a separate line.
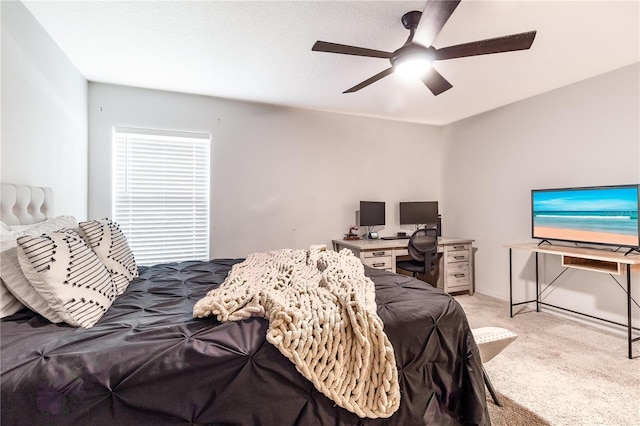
[332, 237, 475, 294]
[505, 242, 640, 359]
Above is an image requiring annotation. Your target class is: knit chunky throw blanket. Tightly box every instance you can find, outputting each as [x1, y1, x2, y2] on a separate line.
[193, 245, 400, 418]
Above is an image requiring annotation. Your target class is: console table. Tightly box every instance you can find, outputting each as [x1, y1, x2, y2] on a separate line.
[505, 243, 640, 359]
[332, 237, 474, 295]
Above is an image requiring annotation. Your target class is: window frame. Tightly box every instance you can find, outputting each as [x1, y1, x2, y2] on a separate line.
[112, 126, 211, 266]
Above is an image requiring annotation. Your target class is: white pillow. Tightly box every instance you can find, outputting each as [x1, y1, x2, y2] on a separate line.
[1, 225, 21, 251]
[0, 216, 77, 319]
[79, 219, 138, 295]
[0, 277, 24, 318]
[8, 224, 36, 233]
[1, 224, 26, 318]
[11, 215, 77, 235]
[17, 228, 117, 328]
[1, 246, 61, 321]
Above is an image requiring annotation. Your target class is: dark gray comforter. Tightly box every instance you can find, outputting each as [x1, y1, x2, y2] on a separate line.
[1, 259, 489, 425]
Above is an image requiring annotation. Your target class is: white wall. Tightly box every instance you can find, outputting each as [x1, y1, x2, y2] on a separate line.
[88, 83, 444, 258]
[0, 1, 88, 219]
[442, 63, 640, 329]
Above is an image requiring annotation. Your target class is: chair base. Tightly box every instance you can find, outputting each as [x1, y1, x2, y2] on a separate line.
[472, 327, 518, 408]
[482, 365, 502, 407]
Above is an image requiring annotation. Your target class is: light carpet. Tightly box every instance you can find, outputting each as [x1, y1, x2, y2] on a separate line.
[455, 293, 640, 426]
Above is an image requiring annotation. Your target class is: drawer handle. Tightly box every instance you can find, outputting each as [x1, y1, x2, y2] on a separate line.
[453, 255, 465, 260]
[453, 273, 466, 278]
[453, 246, 466, 250]
[372, 252, 386, 256]
[372, 263, 386, 267]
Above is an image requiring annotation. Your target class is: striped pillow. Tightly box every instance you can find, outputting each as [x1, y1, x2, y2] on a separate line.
[0, 216, 78, 319]
[16, 228, 117, 328]
[79, 219, 138, 295]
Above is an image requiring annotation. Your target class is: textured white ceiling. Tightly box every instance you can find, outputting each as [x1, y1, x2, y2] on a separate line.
[23, 0, 640, 125]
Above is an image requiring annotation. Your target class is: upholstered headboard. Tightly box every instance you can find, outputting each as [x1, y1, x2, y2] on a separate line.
[0, 183, 53, 226]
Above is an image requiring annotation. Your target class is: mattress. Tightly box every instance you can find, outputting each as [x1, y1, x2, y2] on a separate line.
[1, 259, 489, 425]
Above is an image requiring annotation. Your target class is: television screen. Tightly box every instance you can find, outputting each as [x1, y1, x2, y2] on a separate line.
[531, 184, 640, 248]
[400, 201, 438, 225]
[359, 201, 385, 227]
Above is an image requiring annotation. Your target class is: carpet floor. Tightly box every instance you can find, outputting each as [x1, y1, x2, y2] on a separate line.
[486, 391, 550, 426]
[455, 293, 640, 426]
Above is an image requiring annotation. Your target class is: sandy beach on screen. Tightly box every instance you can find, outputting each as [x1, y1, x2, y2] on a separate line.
[534, 226, 638, 246]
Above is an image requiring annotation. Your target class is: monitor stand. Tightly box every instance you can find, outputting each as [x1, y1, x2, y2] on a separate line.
[365, 227, 379, 239]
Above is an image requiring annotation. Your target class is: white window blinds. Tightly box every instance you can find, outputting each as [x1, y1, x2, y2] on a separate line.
[112, 126, 210, 266]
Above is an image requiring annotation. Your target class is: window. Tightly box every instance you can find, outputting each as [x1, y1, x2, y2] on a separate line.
[113, 126, 210, 266]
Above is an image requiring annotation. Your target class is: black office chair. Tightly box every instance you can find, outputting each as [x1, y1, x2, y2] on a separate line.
[396, 227, 440, 285]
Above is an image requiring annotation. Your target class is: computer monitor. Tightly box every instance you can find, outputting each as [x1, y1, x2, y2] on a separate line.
[359, 201, 385, 227]
[400, 201, 439, 227]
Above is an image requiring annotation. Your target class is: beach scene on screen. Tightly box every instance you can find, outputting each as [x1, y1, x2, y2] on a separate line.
[532, 187, 639, 246]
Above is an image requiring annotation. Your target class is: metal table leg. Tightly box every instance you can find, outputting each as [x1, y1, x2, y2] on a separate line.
[535, 252, 540, 312]
[628, 264, 632, 359]
[509, 248, 513, 318]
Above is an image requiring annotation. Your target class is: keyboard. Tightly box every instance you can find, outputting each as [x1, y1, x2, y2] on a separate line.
[380, 236, 410, 240]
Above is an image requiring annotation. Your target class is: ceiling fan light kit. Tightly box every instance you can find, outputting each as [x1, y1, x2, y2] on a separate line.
[312, 0, 536, 96]
[390, 44, 434, 79]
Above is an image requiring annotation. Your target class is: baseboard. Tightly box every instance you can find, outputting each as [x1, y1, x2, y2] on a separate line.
[537, 305, 631, 337]
[473, 289, 508, 301]
[471, 290, 633, 338]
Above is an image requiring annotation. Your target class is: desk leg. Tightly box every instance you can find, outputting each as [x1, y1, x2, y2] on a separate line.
[628, 264, 632, 359]
[390, 251, 397, 274]
[509, 248, 513, 318]
[535, 252, 540, 313]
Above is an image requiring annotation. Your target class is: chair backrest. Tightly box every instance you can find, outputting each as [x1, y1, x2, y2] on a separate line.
[407, 227, 438, 272]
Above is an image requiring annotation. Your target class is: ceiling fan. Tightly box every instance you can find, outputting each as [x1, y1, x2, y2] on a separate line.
[311, 0, 537, 96]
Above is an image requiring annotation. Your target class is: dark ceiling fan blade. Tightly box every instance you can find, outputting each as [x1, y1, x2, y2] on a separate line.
[420, 67, 453, 96]
[434, 31, 537, 60]
[343, 68, 394, 93]
[413, 0, 461, 48]
[312, 41, 392, 59]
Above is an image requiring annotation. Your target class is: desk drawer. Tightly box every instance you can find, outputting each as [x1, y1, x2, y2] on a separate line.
[362, 256, 392, 270]
[444, 263, 470, 286]
[446, 283, 470, 293]
[447, 244, 470, 252]
[363, 250, 393, 259]
[445, 249, 469, 263]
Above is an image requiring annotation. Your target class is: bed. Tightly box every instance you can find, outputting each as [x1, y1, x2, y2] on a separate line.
[0, 184, 490, 425]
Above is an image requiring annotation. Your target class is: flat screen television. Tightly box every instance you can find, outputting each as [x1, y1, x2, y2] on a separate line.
[359, 201, 385, 227]
[400, 201, 438, 226]
[531, 184, 640, 249]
